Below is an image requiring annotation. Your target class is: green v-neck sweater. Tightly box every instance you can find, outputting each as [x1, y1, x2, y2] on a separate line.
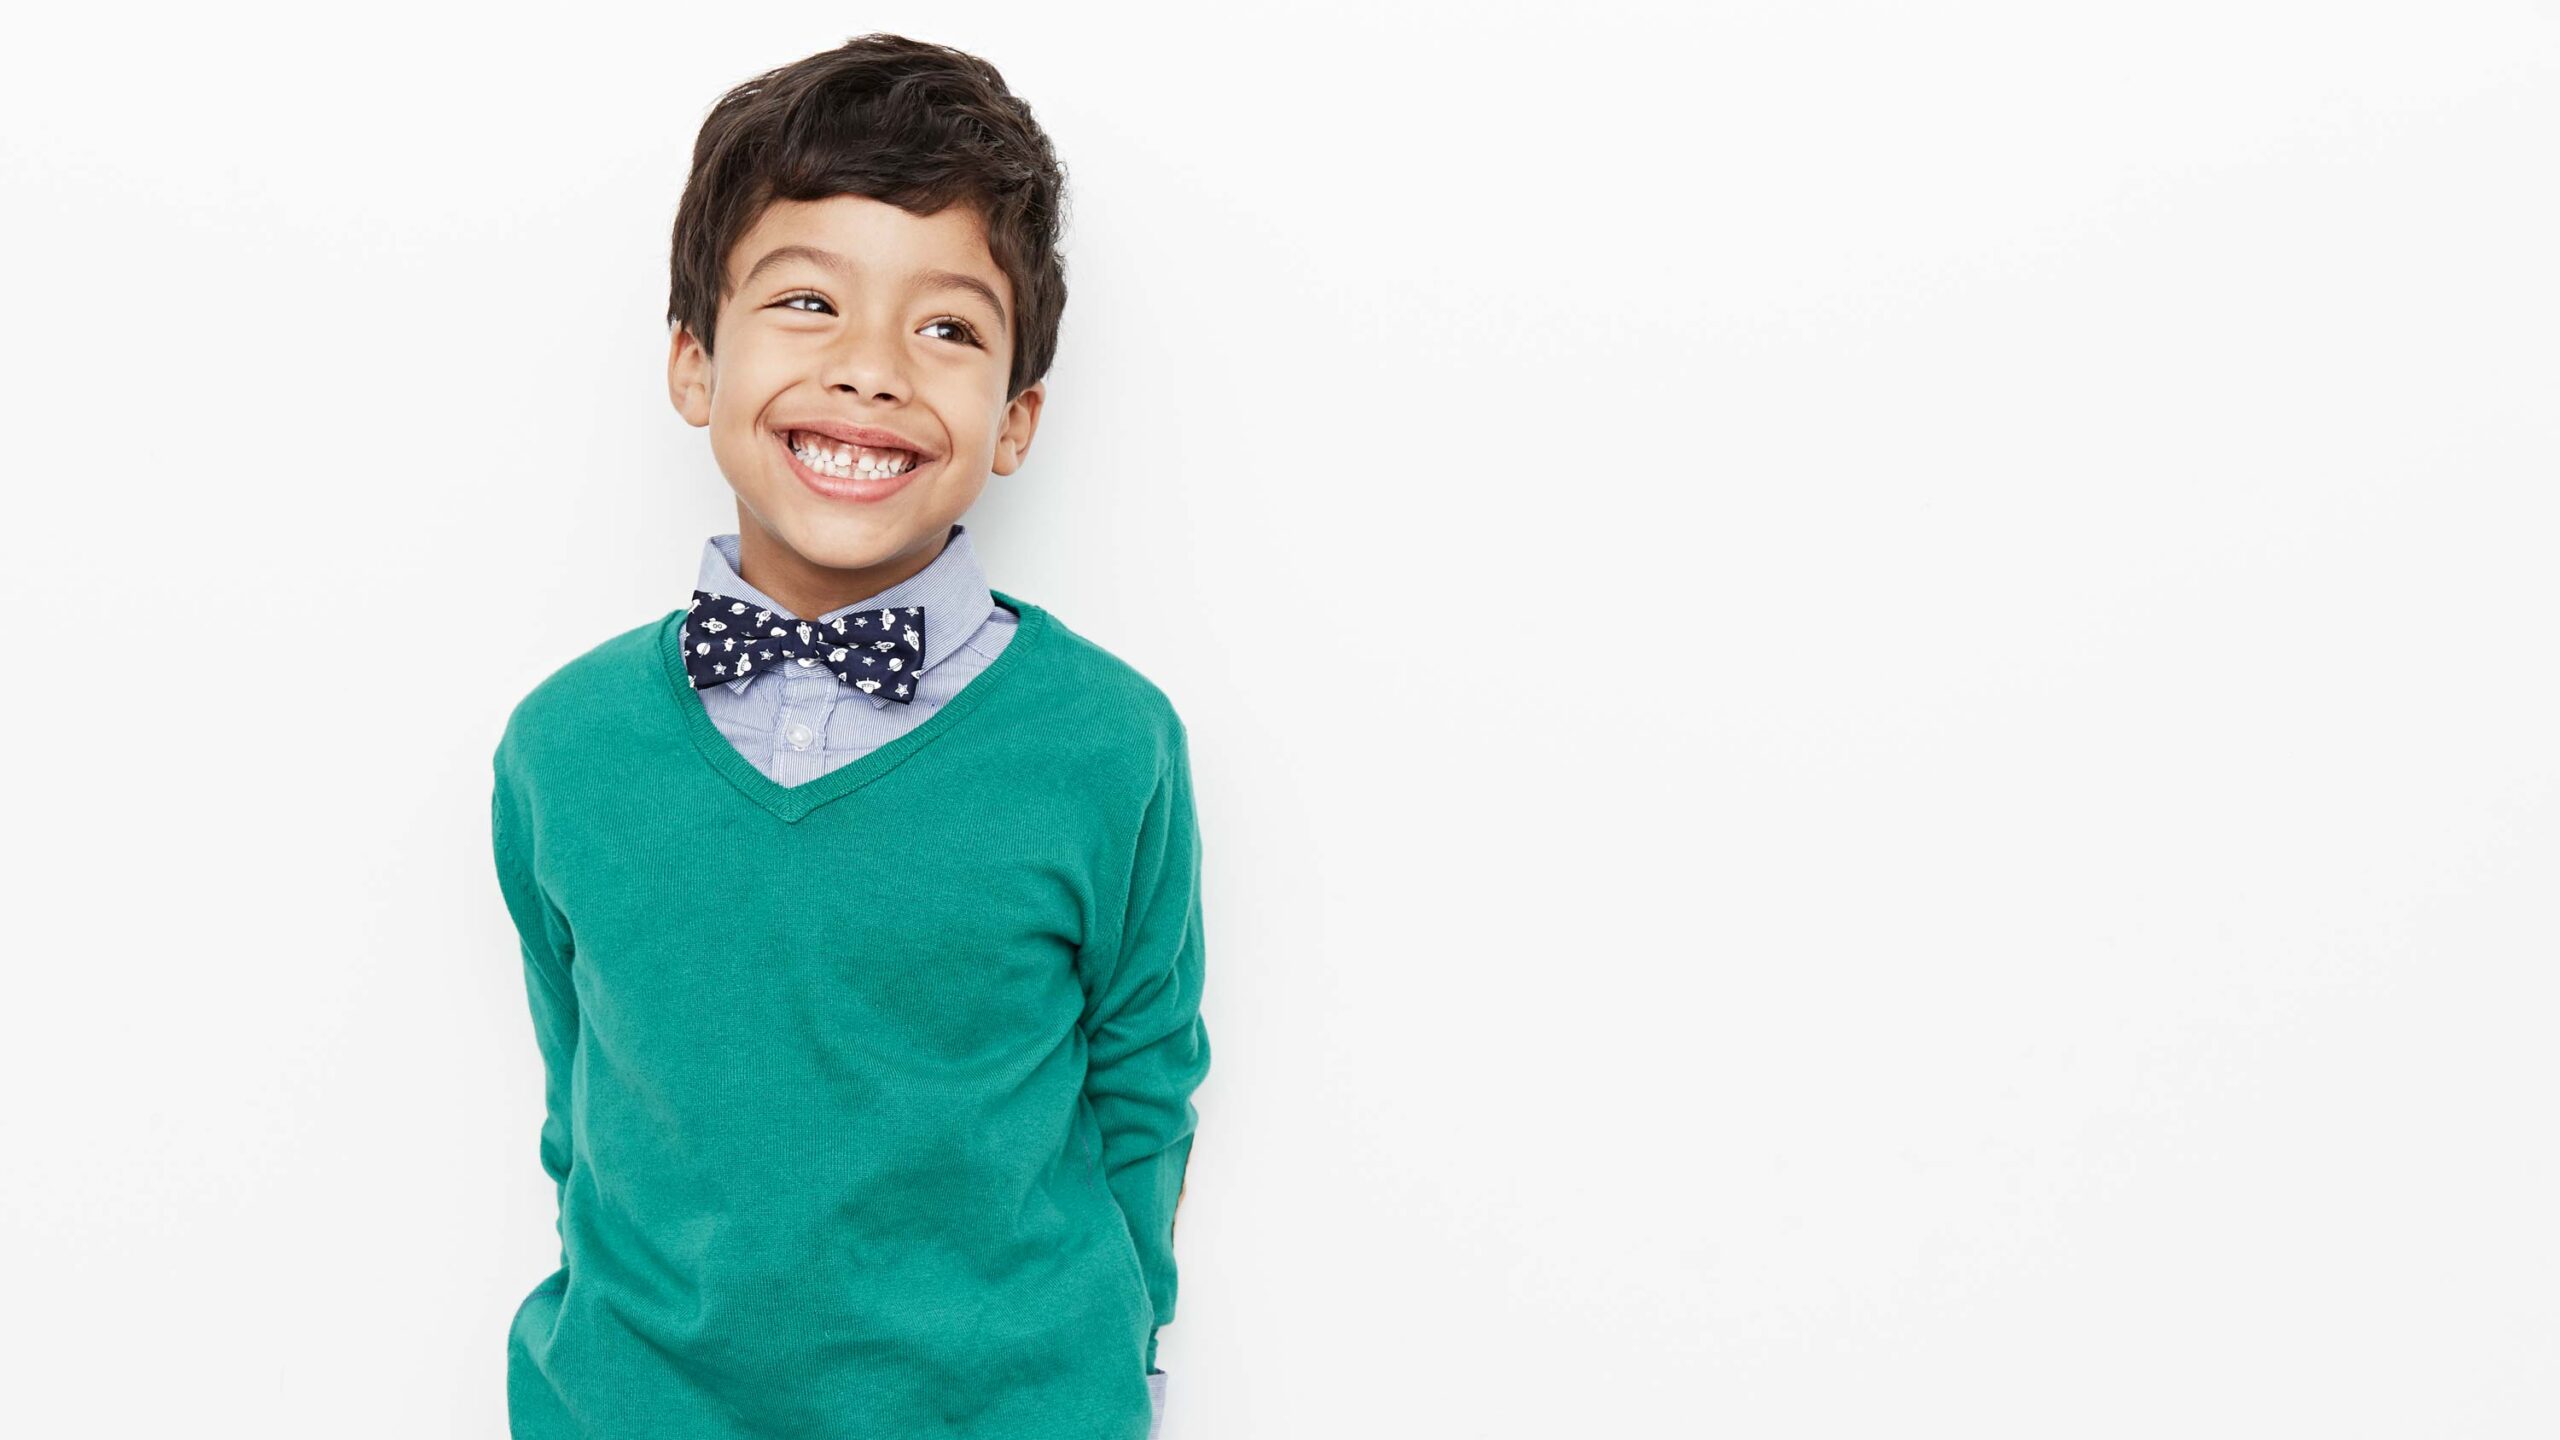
[488, 592, 1209, 1440]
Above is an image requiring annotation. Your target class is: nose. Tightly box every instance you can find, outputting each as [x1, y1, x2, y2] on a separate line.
[821, 315, 911, 401]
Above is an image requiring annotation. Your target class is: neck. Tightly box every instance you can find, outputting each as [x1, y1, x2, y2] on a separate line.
[735, 509, 948, 619]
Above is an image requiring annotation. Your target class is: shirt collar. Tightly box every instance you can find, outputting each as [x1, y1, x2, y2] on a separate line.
[692, 522, 997, 697]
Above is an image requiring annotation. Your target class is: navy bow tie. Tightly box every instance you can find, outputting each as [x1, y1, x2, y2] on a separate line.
[680, 590, 928, 701]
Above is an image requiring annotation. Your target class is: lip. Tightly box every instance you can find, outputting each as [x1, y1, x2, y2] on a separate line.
[775, 420, 938, 458]
[775, 427, 933, 504]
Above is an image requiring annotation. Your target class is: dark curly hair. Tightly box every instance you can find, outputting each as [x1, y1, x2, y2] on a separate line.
[667, 35, 1070, 401]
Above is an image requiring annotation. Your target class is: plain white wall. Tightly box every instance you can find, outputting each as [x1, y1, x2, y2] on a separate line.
[2, 2, 2554, 1435]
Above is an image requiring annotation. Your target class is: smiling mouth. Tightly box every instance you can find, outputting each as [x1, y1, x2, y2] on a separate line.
[778, 428, 926, 480]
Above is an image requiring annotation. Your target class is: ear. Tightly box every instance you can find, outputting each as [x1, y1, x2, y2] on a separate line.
[991, 380, 1045, 475]
[668, 323, 712, 428]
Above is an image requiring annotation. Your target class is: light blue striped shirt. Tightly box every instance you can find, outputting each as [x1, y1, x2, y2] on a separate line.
[690, 522, 1019, 787]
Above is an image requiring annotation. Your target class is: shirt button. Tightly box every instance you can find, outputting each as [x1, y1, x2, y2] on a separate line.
[786, 722, 814, 750]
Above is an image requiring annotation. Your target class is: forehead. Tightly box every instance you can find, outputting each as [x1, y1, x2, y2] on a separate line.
[727, 195, 1007, 305]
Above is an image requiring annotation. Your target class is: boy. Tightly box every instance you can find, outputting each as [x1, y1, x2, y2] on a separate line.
[487, 35, 1209, 1440]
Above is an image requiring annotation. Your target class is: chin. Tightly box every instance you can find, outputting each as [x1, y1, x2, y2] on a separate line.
[762, 499, 944, 566]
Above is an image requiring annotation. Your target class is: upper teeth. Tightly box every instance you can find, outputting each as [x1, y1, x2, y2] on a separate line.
[791, 432, 916, 478]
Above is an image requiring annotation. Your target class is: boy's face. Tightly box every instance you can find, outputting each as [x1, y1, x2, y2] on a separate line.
[669, 194, 1041, 590]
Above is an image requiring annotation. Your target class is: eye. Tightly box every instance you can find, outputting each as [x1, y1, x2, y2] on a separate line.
[768, 293, 983, 349]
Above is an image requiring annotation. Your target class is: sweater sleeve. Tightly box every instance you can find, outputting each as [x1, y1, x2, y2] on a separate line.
[492, 767, 579, 1267]
[1078, 722, 1212, 1373]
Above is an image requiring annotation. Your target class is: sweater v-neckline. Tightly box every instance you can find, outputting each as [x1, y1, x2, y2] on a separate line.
[656, 589, 1052, 824]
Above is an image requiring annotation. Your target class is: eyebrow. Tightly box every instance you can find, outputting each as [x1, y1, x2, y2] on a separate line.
[737, 243, 1010, 335]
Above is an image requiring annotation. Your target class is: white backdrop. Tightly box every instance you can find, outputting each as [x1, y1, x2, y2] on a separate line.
[2, 3, 2554, 1435]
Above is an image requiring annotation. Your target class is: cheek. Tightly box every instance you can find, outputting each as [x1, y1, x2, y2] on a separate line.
[704, 336, 779, 410]
[708, 371, 784, 443]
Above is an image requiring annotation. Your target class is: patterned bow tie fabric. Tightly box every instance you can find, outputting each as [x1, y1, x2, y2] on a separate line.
[681, 590, 928, 702]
